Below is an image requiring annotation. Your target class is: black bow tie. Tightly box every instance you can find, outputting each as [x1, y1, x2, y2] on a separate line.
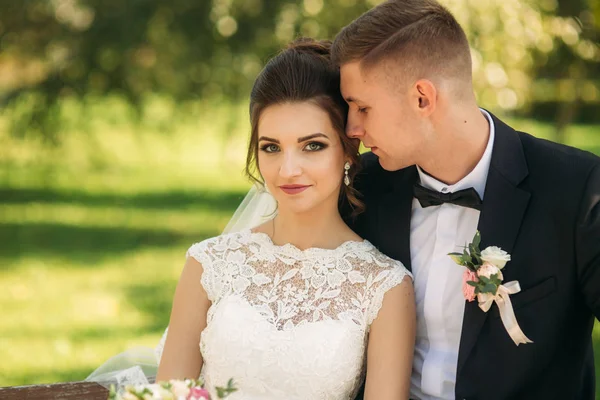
[413, 183, 483, 211]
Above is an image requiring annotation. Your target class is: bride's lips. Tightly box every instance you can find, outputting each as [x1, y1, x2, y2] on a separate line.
[279, 185, 310, 195]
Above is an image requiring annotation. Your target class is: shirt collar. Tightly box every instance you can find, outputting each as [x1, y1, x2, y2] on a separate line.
[416, 108, 495, 200]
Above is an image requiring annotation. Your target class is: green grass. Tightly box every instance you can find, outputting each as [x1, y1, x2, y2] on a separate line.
[0, 183, 251, 385]
[0, 108, 253, 386]
[0, 181, 251, 386]
[0, 114, 599, 395]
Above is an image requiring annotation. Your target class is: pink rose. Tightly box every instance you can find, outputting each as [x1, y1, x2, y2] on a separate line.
[188, 387, 211, 400]
[462, 269, 478, 302]
[477, 262, 503, 280]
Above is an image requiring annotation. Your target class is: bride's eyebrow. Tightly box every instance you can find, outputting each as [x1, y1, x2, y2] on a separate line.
[258, 136, 279, 143]
[297, 133, 329, 142]
[258, 133, 329, 143]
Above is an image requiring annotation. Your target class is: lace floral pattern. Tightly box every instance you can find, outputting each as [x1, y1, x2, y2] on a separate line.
[189, 230, 410, 330]
[159, 230, 411, 400]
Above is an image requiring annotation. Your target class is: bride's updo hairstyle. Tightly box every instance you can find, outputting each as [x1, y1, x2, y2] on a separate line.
[245, 38, 363, 215]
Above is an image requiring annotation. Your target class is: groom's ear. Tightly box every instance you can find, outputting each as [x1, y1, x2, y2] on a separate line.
[414, 79, 437, 116]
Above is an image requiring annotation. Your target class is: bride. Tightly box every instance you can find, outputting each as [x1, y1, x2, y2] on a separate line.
[90, 38, 416, 400]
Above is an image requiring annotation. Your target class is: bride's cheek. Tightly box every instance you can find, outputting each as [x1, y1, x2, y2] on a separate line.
[258, 158, 274, 183]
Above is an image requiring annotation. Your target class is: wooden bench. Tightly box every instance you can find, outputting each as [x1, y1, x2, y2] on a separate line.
[0, 381, 109, 399]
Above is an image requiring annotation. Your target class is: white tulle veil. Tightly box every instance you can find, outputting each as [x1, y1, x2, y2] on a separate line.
[222, 183, 277, 234]
[85, 183, 276, 388]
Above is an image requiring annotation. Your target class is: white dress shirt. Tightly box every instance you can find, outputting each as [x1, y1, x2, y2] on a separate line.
[409, 110, 495, 400]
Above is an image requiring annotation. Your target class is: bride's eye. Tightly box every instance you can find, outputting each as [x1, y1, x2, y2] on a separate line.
[304, 142, 327, 152]
[260, 143, 280, 153]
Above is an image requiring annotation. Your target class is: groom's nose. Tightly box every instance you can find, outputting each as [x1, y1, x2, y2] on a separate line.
[346, 123, 365, 139]
[346, 113, 365, 138]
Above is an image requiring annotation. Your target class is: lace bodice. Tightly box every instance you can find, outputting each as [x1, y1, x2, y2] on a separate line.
[158, 230, 411, 399]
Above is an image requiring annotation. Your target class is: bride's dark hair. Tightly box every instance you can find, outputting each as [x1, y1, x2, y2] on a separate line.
[246, 38, 363, 215]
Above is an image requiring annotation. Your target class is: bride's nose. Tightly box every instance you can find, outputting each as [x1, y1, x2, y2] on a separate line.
[279, 152, 303, 178]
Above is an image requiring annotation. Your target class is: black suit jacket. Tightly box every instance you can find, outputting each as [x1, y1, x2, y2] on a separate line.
[346, 113, 600, 400]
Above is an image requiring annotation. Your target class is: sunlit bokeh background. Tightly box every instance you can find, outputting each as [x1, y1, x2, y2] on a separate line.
[1, 0, 598, 393]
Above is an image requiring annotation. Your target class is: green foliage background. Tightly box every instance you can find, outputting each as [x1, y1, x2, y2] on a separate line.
[0, 0, 599, 395]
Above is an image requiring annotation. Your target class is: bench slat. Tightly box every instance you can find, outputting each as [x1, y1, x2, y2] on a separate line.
[0, 381, 109, 400]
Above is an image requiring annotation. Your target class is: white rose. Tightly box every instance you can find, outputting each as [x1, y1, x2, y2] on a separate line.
[170, 381, 190, 398]
[481, 246, 511, 268]
[477, 262, 503, 280]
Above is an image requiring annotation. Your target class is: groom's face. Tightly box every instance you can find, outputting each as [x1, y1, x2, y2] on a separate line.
[256, 101, 347, 214]
[340, 62, 425, 171]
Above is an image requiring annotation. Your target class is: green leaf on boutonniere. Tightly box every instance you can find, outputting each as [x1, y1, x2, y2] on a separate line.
[489, 275, 503, 287]
[466, 280, 479, 287]
[462, 248, 472, 263]
[469, 242, 477, 254]
[471, 253, 481, 266]
[481, 283, 498, 294]
[472, 231, 481, 248]
[448, 253, 464, 265]
[478, 275, 491, 284]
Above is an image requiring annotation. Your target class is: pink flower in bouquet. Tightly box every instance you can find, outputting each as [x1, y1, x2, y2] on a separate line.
[188, 387, 211, 400]
[462, 269, 478, 302]
[477, 262, 503, 280]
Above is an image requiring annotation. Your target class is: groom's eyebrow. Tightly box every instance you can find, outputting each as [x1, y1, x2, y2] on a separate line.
[345, 96, 359, 103]
[297, 133, 328, 142]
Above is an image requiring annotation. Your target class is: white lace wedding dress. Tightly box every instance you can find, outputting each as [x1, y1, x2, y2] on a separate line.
[154, 229, 411, 400]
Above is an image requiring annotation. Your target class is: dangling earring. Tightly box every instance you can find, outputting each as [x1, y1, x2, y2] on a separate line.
[344, 162, 351, 186]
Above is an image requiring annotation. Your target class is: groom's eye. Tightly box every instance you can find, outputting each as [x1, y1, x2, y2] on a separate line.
[357, 107, 368, 114]
[260, 143, 280, 153]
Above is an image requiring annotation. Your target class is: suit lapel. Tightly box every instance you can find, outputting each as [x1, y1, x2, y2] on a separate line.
[377, 166, 417, 271]
[456, 114, 531, 377]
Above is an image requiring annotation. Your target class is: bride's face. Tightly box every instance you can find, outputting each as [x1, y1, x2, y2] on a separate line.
[257, 101, 347, 215]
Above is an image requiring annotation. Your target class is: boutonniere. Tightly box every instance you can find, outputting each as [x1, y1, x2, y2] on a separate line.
[449, 231, 533, 346]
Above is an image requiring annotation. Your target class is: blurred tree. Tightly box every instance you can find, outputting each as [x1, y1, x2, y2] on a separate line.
[0, 0, 597, 141]
[532, 0, 599, 141]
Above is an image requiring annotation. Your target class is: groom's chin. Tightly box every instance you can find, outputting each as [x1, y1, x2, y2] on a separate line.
[377, 156, 408, 172]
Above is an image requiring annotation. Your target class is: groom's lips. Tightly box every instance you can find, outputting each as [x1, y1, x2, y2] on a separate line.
[279, 185, 310, 195]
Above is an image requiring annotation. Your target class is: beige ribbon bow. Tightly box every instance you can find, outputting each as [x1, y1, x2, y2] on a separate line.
[477, 281, 533, 346]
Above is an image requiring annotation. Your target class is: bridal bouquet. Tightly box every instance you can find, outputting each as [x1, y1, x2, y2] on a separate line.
[108, 378, 236, 400]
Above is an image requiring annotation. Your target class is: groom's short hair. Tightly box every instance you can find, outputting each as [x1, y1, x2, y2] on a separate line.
[332, 0, 472, 86]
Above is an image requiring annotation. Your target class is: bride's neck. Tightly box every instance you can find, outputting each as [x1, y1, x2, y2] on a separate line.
[268, 205, 355, 250]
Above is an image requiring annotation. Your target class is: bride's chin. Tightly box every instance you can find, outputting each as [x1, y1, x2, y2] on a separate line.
[276, 200, 318, 216]
[279, 205, 312, 215]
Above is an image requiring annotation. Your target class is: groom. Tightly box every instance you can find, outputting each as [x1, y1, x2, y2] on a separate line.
[333, 0, 600, 399]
